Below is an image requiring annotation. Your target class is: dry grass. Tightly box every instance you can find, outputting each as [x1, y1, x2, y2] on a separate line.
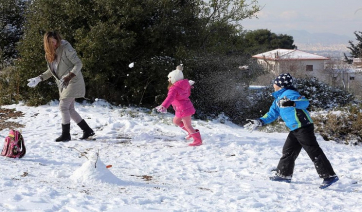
[0, 107, 25, 131]
[313, 104, 362, 145]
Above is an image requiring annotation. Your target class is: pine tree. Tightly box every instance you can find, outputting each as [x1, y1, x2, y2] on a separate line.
[16, 0, 65, 105]
[16, 0, 263, 109]
[17, 0, 204, 105]
[0, 0, 26, 68]
[344, 31, 362, 64]
[242, 29, 296, 55]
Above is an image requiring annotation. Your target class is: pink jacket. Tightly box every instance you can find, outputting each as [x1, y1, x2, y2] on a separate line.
[161, 79, 195, 118]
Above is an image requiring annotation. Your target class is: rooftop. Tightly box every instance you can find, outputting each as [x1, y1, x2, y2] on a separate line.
[252, 49, 330, 61]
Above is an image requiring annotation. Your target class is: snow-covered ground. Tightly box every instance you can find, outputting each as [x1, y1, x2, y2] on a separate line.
[1, 100, 362, 212]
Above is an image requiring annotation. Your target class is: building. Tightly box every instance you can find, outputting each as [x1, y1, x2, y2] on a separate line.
[252, 49, 362, 95]
[353, 58, 362, 68]
[329, 58, 362, 94]
[252, 49, 329, 79]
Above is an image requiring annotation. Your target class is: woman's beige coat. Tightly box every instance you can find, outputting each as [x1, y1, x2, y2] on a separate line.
[40, 40, 85, 100]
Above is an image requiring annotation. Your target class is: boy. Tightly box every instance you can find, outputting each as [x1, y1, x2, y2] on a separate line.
[244, 73, 338, 189]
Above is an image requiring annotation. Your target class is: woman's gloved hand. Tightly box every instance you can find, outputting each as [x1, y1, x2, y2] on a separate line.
[60, 73, 76, 88]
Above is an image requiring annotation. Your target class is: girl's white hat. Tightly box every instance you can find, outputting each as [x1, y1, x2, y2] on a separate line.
[168, 65, 184, 84]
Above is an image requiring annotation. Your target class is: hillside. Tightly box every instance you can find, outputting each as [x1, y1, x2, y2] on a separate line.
[0, 101, 361, 211]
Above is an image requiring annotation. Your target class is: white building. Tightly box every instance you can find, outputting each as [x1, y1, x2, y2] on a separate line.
[353, 58, 362, 69]
[252, 49, 329, 79]
[252, 49, 362, 95]
[330, 58, 362, 93]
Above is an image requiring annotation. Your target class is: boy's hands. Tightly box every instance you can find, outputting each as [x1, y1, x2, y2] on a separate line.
[278, 97, 295, 108]
[244, 119, 263, 132]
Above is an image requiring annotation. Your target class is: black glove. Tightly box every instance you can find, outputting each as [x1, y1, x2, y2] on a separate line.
[281, 100, 295, 107]
[60, 73, 76, 88]
[278, 97, 295, 108]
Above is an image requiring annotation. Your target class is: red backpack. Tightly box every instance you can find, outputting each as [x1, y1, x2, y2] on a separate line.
[1, 129, 26, 158]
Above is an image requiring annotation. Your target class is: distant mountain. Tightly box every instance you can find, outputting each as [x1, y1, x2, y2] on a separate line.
[276, 30, 353, 45]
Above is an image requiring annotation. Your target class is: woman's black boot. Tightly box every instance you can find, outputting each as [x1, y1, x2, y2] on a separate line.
[77, 119, 95, 140]
[55, 124, 71, 142]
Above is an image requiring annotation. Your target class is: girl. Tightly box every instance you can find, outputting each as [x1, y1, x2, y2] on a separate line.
[27, 31, 94, 142]
[156, 65, 202, 146]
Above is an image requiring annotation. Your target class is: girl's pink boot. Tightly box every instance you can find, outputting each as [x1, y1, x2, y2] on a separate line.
[189, 131, 202, 146]
[185, 129, 199, 140]
[179, 123, 194, 140]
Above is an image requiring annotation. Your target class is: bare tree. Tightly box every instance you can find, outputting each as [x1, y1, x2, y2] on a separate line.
[198, 0, 261, 26]
[324, 58, 362, 97]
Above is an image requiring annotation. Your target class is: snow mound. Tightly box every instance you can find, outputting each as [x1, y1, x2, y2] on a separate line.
[70, 152, 123, 185]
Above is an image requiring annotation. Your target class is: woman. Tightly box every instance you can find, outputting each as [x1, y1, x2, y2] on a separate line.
[27, 31, 94, 142]
[156, 65, 202, 146]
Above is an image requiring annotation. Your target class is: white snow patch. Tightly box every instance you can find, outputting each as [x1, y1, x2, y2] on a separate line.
[0, 101, 361, 211]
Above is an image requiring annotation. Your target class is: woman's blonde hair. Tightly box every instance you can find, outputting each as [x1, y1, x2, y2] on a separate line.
[43, 31, 62, 62]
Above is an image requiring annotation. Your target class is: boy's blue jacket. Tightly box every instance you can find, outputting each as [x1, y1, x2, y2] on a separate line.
[260, 87, 313, 131]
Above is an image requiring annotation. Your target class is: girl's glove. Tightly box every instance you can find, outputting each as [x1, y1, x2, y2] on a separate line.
[243, 119, 263, 132]
[27, 76, 42, 88]
[156, 105, 167, 113]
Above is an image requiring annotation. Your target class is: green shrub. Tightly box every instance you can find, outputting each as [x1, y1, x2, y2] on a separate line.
[0, 66, 22, 105]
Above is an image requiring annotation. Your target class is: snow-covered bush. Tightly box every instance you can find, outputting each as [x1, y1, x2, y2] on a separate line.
[294, 77, 354, 110]
[193, 74, 355, 126]
[255, 77, 357, 137]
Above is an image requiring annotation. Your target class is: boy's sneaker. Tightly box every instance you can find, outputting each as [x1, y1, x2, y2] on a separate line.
[269, 175, 292, 183]
[319, 176, 339, 189]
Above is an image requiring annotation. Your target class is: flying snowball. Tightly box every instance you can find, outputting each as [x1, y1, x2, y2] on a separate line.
[129, 62, 134, 68]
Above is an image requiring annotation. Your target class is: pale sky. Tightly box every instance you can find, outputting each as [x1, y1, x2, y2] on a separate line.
[241, 0, 362, 38]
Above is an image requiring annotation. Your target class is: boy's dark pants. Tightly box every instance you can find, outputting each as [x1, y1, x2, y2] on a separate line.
[276, 124, 336, 178]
